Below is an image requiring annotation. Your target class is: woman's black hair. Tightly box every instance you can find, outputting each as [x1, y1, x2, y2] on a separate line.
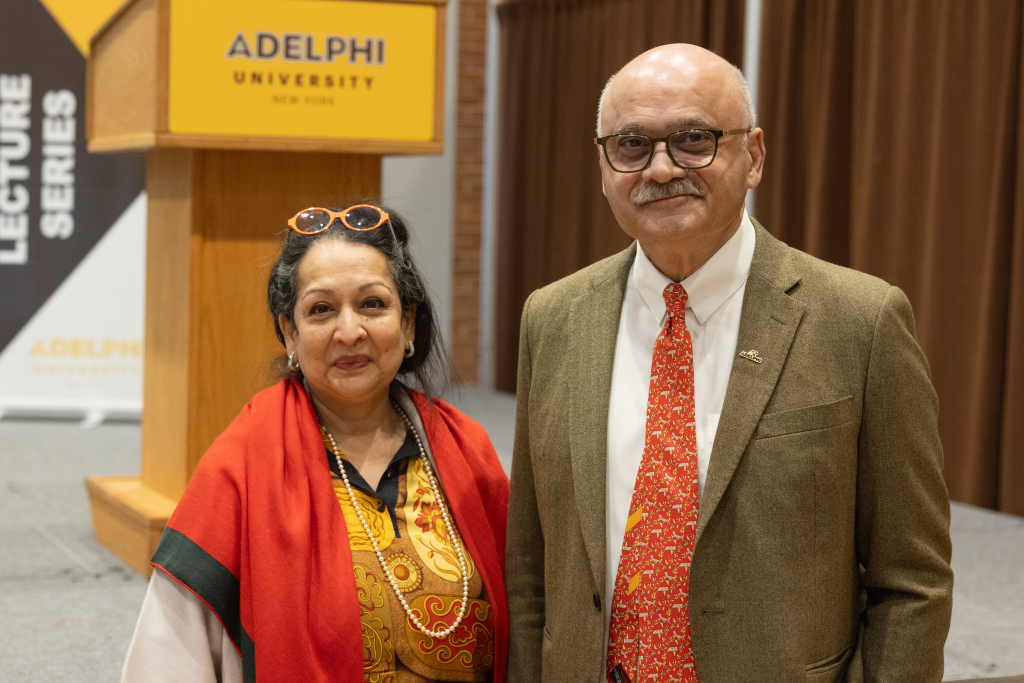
[267, 203, 450, 399]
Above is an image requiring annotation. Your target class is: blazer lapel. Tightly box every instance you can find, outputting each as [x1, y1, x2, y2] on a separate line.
[568, 244, 636, 597]
[696, 224, 805, 543]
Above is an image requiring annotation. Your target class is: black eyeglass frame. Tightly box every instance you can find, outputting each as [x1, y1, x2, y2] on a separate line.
[594, 128, 750, 173]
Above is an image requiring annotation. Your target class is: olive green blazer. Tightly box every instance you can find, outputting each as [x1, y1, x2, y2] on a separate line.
[505, 222, 953, 683]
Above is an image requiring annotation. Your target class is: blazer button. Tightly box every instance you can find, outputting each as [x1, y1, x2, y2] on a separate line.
[376, 500, 386, 512]
[593, 593, 601, 611]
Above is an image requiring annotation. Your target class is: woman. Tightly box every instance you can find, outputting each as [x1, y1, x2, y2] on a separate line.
[121, 204, 509, 683]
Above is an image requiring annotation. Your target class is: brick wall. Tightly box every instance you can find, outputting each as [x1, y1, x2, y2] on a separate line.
[451, 0, 488, 385]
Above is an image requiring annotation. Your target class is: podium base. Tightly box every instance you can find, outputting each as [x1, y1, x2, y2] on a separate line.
[85, 476, 178, 577]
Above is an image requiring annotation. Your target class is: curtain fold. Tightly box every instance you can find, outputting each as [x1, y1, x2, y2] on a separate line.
[494, 0, 745, 391]
[758, 0, 1024, 514]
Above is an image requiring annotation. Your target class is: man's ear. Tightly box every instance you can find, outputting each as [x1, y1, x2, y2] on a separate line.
[599, 153, 609, 198]
[279, 313, 298, 352]
[746, 128, 766, 189]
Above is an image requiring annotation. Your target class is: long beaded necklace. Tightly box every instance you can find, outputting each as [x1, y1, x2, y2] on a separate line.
[321, 400, 469, 639]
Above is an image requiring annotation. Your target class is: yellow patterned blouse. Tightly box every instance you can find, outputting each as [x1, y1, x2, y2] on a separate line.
[325, 431, 495, 683]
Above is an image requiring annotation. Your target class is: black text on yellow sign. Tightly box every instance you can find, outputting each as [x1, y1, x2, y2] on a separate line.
[168, 0, 437, 142]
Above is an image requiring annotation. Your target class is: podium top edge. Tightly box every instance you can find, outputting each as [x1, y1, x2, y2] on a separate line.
[90, 0, 448, 52]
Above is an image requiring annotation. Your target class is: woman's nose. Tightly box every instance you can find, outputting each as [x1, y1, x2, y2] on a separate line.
[333, 308, 366, 344]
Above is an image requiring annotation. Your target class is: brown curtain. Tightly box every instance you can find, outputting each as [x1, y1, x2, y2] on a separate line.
[494, 0, 746, 391]
[758, 0, 1024, 514]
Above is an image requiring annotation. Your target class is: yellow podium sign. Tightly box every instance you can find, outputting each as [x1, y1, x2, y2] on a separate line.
[87, 0, 446, 154]
[169, 0, 436, 142]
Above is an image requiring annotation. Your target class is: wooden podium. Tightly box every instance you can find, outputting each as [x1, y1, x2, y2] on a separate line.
[83, 0, 446, 575]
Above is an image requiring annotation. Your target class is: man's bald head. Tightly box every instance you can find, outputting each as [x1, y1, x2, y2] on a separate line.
[596, 44, 755, 137]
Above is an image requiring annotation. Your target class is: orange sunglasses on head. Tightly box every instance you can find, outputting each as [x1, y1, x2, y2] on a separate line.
[287, 204, 391, 235]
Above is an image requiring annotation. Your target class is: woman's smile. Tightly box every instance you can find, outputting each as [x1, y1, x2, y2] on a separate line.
[333, 353, 371, 371]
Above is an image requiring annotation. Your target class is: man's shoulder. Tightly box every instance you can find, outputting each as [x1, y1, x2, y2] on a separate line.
[525, 243, 635, 320]
[752, 224, 895, 320]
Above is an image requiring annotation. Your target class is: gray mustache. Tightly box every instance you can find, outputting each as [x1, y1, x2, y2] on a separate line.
[633, 177, 704, 206]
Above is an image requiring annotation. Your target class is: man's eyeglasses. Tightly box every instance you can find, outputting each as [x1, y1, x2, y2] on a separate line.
[594, 128, 749, 173]
[287, 204, 391, 236]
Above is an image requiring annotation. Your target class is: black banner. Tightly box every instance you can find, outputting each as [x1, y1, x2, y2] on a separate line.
[0, 0, 145, 351]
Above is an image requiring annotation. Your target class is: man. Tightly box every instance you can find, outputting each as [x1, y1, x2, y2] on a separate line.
[505, 44, 953, 683]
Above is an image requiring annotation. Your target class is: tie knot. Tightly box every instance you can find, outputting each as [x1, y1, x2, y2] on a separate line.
[663, 282, 688, 319]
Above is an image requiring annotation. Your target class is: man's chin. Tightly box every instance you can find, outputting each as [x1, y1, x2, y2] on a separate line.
[626, 212, 704, 243]
[613, 198, 703, 240]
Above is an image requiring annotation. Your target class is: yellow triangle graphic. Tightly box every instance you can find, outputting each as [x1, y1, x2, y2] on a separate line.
[36, 0, 130, 57]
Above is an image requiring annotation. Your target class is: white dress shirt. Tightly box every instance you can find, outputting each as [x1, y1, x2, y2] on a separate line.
[604, 212, 756, 628]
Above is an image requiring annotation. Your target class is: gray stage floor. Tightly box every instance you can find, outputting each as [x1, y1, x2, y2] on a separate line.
[1, 386, 1021, 681]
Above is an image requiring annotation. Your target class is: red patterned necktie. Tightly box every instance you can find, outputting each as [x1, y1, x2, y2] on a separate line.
[607, 282, 700, 683]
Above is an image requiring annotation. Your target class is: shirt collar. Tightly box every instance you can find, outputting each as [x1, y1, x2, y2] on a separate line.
[633, 211, 756, 326]
[325, 429, 418, 484]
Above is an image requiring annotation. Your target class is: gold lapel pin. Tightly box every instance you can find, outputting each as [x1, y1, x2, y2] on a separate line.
[739, 349, 763, 364]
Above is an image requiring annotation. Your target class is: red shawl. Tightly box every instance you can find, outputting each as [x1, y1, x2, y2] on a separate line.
[150, 379, 509, 683]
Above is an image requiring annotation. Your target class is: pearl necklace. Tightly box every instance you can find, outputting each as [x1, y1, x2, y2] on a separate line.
[321, 400, 469, 639]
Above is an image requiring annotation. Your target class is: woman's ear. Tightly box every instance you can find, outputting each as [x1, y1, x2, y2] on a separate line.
[402, 305, 417, 347]
[279, 313, 298, 353]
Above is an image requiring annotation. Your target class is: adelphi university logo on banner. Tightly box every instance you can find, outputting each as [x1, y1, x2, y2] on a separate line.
[169, 0, 437, 141]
